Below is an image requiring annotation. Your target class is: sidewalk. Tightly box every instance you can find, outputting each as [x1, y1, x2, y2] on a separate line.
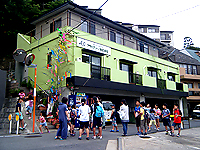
[107, 127, 200, 150]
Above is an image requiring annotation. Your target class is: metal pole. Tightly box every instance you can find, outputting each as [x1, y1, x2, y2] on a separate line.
[33, 67, 37, 132]
[9, 120, 12, 134]
[16, 121, 19, 134]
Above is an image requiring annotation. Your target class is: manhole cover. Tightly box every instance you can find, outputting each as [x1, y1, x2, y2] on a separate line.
[24, 135, 42, 138]
[139, 135, 151, 138]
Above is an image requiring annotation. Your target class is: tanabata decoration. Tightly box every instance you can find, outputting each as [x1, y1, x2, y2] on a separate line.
[47, 64, 49, 69]
[55, 65, 57, 73]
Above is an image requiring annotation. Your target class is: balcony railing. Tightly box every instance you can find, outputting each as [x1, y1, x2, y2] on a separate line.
[176, 82, 183, 91]
[129, 73, 143, 85]
[101, 67, 110, 81]
[157, 79, 166, 89]
[91, 65, 110, 81]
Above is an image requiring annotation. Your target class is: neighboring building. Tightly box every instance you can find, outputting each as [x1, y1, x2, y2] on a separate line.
[16, 1, 188, 114]
[164, 49, 200, 115]
[160, 31, 174, 47]
[133, 25, 160, 42]
[133, 25, 174, 47]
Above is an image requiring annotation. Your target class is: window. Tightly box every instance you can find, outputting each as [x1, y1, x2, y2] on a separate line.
[120, 63, 129, 72]
[198, 83, 200, 89]
[50, 18, 62, 33]
[183, 64, 188, 74]
[47, 52, 52, 67]
[116, 32, 121, 44]
[69, 12, 71, 26]
[81, 20, 88, 33]
[188, 83, 193, 88]
[148, 28, 156, 33]
[144, 44, 149, 54]
[138, 27, 147, 33]
[110, 31, 116, 42]
[188, 65, 193, 74]
[140, 42, 144, 52]
[160, 34, 171, 40]
[89, 21, 95, 35]
[148, 70, 157, 78]
[193, 66, 197, 75]
[167, 73, 175, 81]
[120, 62, 133, 83]
[82, 53, 90, 64]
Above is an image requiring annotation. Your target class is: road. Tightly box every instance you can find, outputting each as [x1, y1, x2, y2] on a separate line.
[0, 119, 200, 150]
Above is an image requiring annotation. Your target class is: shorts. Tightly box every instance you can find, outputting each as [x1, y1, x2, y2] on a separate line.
[112, 117, 117, 127]
[140, 119, 147, 130]
[155, 115, 160, 119]
[80, 121, 89, 129]
[172, 122, 181, 128]
[26, 106, 33, 113]
[163, 118, 171, 127]
[93, 117, 102, 128]
[71, 118, 76, 125]
[40, 122, 47, 126]
[135, 116, 141, 127]
[149, 120, 156, 126]
[15, 112, 23, 120]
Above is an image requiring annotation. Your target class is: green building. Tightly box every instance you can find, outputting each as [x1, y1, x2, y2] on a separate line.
[16, 1, 188, 115]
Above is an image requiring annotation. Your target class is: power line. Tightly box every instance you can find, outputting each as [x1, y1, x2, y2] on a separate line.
[145, 4, 200, 23]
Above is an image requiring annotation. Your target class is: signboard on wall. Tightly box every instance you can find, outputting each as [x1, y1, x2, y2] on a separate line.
[77, 37, 111, 55]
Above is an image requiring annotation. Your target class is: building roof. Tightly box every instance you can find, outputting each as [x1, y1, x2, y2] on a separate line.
[160, 31, 174, 33]
[184, 49, 200, 63]
[134, 25, 160, 27]
[31, 1, 166, 48]
[168, 49, 200, 65]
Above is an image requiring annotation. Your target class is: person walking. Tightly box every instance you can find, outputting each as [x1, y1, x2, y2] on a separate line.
[15, 98, 27, 130]
[118, 99, 129, 136]
[78, 99, 91, 140]
[55, 97, 69, 140]
[153, 104, 161, 131]
[134, 100, 141, 135]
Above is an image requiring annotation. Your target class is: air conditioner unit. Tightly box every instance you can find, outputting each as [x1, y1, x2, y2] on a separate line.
[76, 57, 82, 62]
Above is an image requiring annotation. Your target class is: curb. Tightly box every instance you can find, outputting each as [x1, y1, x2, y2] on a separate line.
[117, 137, 125, 150]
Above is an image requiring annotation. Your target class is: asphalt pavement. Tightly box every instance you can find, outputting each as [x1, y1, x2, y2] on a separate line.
[0, 119, 200, 150]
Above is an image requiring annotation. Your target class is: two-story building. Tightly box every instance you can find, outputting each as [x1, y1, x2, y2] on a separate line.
[16, 1, 188, 114]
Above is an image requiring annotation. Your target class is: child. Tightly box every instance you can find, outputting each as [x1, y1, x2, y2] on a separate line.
[162, 103, 172, 135]
[67, 104, 72, 135]
[70, 104, 77, 136]
[19, 90, 26, 100]
[134, 100, 141, 135]
[171, 104, 182, 137]
[110, 104, 119, 132]
[37, 111, 50, 134]
[26, 95, 33, 119]
[148, 109, 158, 131]
[140, 102, 148, 135]
[153, 104, 161, 131]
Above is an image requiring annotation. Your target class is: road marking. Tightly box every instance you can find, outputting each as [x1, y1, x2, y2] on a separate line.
[188, 146, 200, 150]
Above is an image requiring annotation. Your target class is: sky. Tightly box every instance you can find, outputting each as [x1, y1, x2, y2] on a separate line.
[73, 0, 200, 50]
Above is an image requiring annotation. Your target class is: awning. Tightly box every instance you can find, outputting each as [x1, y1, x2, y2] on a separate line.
[147, 66, 161, 71]
[167, 72, 179, 75]
[119, 59, 138, 64]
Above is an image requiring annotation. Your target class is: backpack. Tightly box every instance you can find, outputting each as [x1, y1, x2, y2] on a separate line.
[95, 105, 104, 118]
[144, 108, 149, 119]
[70, 109, 76, 119]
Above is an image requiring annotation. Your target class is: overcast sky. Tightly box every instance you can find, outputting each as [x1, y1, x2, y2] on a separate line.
[73, 0, 200, 50]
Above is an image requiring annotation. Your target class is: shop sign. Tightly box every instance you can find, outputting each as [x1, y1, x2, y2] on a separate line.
[77, 37, 111, 55]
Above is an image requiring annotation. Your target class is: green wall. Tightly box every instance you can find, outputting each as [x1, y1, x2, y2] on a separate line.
[16, 26, 188, 93]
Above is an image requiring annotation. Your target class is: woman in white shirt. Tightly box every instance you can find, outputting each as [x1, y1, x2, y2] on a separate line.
[78, 99, 91, 140]
[118, 99, 129, 136]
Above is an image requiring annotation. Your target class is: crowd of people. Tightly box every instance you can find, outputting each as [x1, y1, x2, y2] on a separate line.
[15, 90, 183, 139]
[134, 101, 182, 137]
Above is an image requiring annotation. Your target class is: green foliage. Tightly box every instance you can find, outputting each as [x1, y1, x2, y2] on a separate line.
[0, 0, 70, 63]
[9, 88, 20, 97]
[187, 46, 200, 51]
[20, 79, 27, 87]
